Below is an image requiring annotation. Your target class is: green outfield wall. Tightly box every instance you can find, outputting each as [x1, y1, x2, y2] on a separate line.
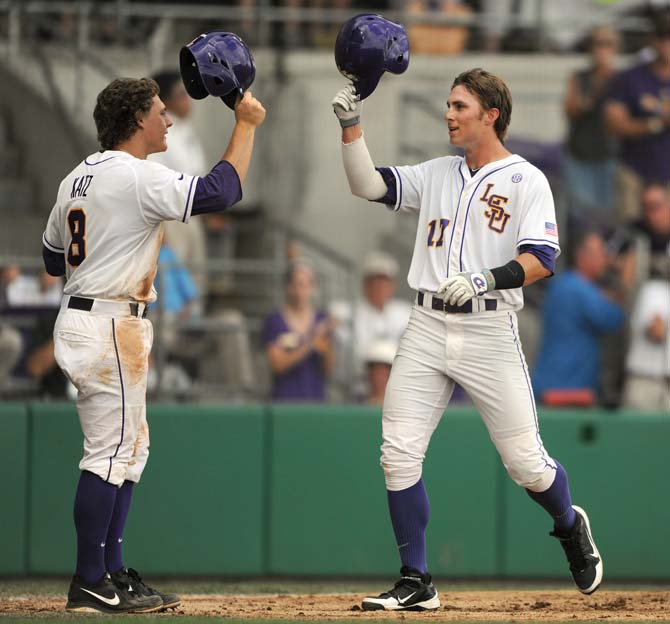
[1, 402, 668, 579]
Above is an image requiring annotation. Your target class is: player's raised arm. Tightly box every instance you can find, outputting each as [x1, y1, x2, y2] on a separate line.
[332, 14, 409, 202]
[179, 32, 265, 216]
[221, 91, 266, 184]
[332, 85, 387, 201]
[188, 91, 265, 217]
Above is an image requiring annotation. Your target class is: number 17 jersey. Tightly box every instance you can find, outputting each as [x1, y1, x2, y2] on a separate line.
[42, 150, 199, 304]
[384, 153, 561, 311]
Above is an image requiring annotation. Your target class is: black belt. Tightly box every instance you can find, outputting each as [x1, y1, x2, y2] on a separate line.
[68, 296, 148, 319]
[417, 292, 497, 314]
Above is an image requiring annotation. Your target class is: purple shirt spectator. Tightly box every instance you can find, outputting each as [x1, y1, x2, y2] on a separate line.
[606, 63, 670, 184]
[262, 310, 328, 401]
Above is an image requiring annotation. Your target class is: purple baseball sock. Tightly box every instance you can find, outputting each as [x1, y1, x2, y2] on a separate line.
[105, 480, 134, 574]
[526, 461, 577, 532]
[73, 470, 118, 585]
[387, 479, 430, 574]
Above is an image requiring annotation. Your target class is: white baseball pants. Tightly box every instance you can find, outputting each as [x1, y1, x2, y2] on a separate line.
[382, 303, 557, 492]
[54, 299, 153, 486]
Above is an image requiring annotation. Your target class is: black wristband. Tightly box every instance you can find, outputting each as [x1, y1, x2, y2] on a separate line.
[489, 260, 525, 290]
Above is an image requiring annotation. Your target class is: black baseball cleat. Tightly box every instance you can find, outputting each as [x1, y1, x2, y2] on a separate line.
[362, 566, 440, 611]
[65, 573, 162, 613]
[111, 566, 181, 611]
[551, 505, 603, 595]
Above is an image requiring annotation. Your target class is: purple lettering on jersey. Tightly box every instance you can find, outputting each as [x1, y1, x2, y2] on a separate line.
[458, 160, 527, 272]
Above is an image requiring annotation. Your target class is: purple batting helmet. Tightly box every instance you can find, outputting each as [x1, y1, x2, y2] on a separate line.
[335, 14, 409, 100]
[179, 31, 255, 109]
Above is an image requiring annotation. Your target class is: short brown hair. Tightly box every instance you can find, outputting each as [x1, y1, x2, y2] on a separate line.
[452, 68, 512, 141]
[93, 78, 159, 150]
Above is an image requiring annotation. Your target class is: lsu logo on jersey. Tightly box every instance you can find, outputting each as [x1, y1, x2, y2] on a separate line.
[480, 183, 511, 234]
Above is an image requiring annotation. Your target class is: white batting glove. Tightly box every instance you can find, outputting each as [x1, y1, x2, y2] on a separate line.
[332, 84, 361, 128]
[437, 271, 494, 307]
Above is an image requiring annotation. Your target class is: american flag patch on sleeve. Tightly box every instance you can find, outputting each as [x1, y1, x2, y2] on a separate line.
[544, 222, 558, 236]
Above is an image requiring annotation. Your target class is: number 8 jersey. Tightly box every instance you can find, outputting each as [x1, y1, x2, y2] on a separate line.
[380, 154, 561, 311]
[42, 150, 199, 304]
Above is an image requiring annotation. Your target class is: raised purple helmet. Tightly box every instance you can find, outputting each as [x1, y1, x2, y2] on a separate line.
[179, 31, 255, 109]
[335, 14, 409, 100]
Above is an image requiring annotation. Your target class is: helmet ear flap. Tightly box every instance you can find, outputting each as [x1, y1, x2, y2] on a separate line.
[179, 45, 208, 100]
[179, 31, 255, 109]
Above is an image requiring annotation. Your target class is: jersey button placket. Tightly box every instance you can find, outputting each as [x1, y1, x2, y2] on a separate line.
[448, 185, 469, 277]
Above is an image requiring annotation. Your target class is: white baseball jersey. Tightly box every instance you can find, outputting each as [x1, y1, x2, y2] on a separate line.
[42, 150, 199, 304]
[385, 154, 560, 310]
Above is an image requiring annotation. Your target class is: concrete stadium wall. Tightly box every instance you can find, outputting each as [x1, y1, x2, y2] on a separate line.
[3, 48, 589, 274]
[1, 402, 668, 579]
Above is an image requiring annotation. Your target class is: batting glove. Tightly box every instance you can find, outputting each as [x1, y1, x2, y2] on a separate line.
[332, 84, 361, 128]
[437, 270, 495, 307]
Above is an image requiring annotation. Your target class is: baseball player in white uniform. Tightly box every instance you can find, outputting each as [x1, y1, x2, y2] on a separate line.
[42, 77, 265, 613]
[332, 68, 603, 610]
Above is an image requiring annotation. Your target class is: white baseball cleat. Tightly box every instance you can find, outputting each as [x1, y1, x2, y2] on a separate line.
[362, 566, 440, 611]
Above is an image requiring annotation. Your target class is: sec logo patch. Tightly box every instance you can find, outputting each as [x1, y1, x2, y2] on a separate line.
[511, 173, 522, 183]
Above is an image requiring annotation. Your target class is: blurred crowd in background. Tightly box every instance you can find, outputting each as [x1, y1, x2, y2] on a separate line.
[0, 0, 668, 411]
[15, 0, 670, 54]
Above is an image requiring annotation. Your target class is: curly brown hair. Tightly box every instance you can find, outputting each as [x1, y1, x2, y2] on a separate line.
[452, 68, 512, 142]
[93, 78, 159, 150]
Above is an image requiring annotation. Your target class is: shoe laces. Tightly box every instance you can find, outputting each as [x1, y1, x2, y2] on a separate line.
[127, 567, 158, 594]
[387, 568, 428, 596]
[550, 524, 590, 572]
[115, 567, 155, 595]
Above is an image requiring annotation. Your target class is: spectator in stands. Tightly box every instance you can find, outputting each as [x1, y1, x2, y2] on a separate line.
[150, 70, 209, 300]
[330, 251, 411, 398]
[263, 260, 333, 401]
[147, 240, 200, 397]
[626, 182, 670, 281]
[363, 339, 397, 406]
[152, 241, 200, 351]
[532, 231, 627, 405]
[277, 0, 352, 47]
[3, 266, 63, 307]
[563, 25, 619, 224]
[0, 267, 65, 396]
[623, 278, 670, 411]
[0, 323, 22, 390]
[604, 10, 670, 221]
[479, 0, 619, 52]
[24, 307, 69, 399]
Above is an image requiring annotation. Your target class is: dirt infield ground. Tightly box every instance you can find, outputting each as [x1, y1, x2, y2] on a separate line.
[2, 590, 670, 621]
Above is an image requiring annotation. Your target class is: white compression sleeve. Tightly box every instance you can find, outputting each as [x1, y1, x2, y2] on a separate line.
[341, 134, 388, 200]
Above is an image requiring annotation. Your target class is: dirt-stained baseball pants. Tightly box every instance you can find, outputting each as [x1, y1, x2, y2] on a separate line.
[54, 297, 153, 486]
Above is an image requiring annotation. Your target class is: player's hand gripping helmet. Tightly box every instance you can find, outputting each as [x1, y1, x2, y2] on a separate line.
[335, 14, 409, 101]
[179, 31, 256, 109]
